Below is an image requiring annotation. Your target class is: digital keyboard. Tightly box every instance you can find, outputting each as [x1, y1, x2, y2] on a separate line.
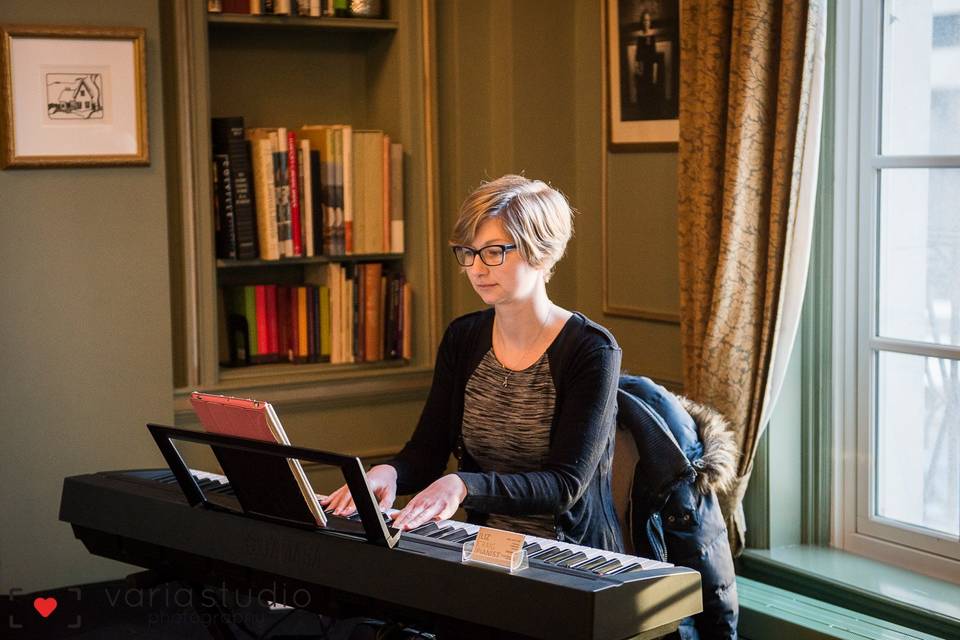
[60, 468, 702, 640]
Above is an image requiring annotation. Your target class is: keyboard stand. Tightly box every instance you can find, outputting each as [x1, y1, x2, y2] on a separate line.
[146, 423, 401, 549]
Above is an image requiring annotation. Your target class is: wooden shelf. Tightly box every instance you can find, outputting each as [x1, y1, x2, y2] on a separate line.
[217, 253, 404, 269]
[219, 356, 409, 381]
[207, 13, 399, 32]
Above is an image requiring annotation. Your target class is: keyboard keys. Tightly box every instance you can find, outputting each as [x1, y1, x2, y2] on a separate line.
[593, 559, 622, 575]
[449, 531, 477, 544]
[543, 550, 575, 565]
[532, 548, 567, 562]
[609, 562, 644, 575]
[571, 556, 609, 571]
[557, 552, 587, 567]
[437, 527, 466, 540]
[425, 526, 452, 538]
[407, 523, 439, 536]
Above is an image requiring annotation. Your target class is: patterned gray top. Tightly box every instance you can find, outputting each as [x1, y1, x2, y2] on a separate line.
[461, 348, 557, 539]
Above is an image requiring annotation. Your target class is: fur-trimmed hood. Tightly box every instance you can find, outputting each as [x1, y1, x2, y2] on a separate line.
[677, 396, 739, 495]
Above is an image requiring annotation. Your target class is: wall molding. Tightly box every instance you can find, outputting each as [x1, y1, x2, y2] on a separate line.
[173, 367, 434, 424]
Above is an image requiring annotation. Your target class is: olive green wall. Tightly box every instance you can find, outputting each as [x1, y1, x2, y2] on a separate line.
[436, 0, 580, 320]
[0, 1, 173, 593]
[437, 0, 683, 385]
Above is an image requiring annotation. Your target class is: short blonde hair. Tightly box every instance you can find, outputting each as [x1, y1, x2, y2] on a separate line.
[451, 175, 574, 282]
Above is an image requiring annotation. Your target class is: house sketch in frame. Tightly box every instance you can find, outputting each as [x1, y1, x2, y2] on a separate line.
[46, 72, 104, 120]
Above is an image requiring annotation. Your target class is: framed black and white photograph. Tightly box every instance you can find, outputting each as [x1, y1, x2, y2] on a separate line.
[607, 0, 680, 150]
[0, 25, 148, 168]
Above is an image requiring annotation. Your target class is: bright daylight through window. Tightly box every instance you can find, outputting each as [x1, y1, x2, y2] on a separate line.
[839, 0, 960, 580]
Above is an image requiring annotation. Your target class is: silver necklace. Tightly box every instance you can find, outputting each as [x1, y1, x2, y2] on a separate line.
[496, 306, 552, 388]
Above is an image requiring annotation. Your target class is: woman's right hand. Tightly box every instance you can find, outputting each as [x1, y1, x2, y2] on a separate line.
[320, 464, 398, 516]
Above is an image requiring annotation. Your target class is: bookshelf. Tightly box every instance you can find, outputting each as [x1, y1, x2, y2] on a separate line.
[164, 0, 440, 399]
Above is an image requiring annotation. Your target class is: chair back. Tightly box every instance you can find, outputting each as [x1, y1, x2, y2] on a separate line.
[611, 424, 639, 555]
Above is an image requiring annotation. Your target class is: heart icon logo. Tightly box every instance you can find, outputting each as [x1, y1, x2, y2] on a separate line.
[33, 596, 57, 618]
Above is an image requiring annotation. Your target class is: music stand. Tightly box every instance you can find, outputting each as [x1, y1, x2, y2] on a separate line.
[146, 423, 401, 549]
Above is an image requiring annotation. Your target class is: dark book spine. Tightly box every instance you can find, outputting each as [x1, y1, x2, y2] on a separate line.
[226, 122, 258, 260]
[349, 264, 360, 362]
[310, 150, 324, 257]
[386, 272, 399, 359]
[212, 117, 259, 259]
[225, 287, 251, 366]
[213, 154, 238, 259]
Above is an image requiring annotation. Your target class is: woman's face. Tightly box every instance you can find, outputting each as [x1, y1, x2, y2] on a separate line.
[463, 217, 544, 307]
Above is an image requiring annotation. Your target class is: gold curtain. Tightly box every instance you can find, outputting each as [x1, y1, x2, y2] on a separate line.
[677, 0, 825, 554]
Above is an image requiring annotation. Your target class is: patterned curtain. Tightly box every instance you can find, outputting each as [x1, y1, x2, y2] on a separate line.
[677, 0, 826, 555]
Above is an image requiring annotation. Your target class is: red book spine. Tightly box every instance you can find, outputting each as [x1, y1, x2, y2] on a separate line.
[277, 286, 290, 362]
[255, 285, 269, 358]
[307, 286, 317, 362]
[287, 131, 303, 256]
[287, 286, 297, 362]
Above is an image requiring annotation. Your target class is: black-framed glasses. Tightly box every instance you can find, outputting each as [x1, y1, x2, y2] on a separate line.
[451, 243, 517, 267]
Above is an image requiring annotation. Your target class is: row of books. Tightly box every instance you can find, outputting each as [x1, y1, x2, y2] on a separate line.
[212, 116, 405, 261]
[209, 1, 368, 19]
[219, 262, 411, 366]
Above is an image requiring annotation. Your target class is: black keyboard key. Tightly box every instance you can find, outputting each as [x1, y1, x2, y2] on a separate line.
[593, 559, 622, 575]
[522, 542, 541, 552]
[543, 549, 575, 565]
[437, 527, 466, 540]
[449, 531, 477, 544]
[529, 547, 560, 560]
[572, 556, 609, 571]
[408, 523, 439, 536]
[425, 526, 452, 538]
[532, 548, 567, 562]
[609, 562, 644, 576]
[557, 552, 588, 567]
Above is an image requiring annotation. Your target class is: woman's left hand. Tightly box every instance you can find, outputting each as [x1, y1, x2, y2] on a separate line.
[391, 474, 468, 530]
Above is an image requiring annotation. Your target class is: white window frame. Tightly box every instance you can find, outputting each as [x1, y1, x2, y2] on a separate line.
[833, 0, 960, 584]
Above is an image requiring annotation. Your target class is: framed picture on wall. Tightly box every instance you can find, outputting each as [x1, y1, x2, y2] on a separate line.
[0, 25, 148, 169]
[607, 0, 680, 150]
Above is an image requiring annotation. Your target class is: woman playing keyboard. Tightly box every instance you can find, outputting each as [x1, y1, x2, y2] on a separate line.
[322, 174, 624, 552]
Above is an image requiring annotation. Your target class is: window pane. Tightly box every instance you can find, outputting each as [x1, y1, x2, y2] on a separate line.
[876, 351, 960, 538]
[881, 1, 960, 155]
[877, 169, 960, 347]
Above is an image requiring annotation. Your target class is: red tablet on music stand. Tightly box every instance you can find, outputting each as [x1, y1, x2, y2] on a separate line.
[189, 391, 327, 527]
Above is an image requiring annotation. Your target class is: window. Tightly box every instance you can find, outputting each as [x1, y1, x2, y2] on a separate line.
[835, 0, 960, 583]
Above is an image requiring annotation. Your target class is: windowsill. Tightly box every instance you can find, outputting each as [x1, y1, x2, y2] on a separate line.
[738, 546, 960, 639]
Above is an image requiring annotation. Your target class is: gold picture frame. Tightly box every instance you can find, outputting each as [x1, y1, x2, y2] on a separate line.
[606, 0, 680, 151]
[0, 24, 148, 168]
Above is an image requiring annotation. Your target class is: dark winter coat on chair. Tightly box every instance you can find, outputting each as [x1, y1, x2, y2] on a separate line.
[614, 375, 739, 639]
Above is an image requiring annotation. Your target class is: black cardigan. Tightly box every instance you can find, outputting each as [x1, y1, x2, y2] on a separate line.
[389, 308, 624, 551]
